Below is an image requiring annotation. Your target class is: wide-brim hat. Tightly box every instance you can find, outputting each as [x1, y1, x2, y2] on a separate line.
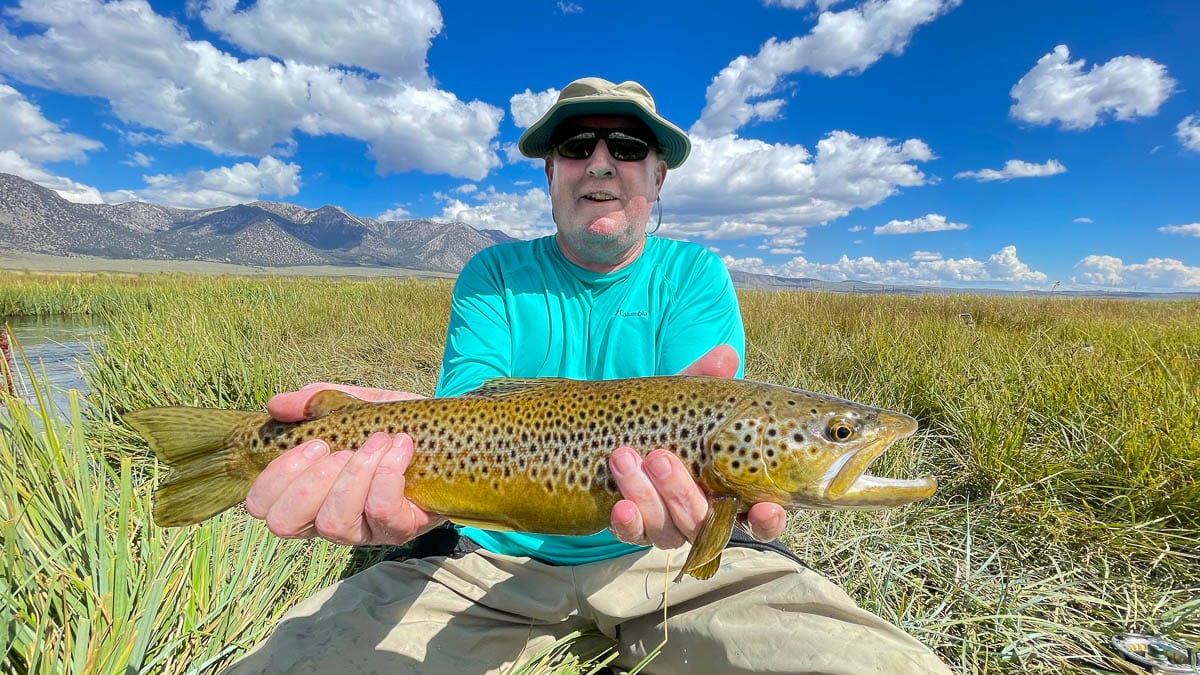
[518, 77, 691, 169]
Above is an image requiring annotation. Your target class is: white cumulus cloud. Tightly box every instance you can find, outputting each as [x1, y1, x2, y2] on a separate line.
[376, 205, 411, 221]
[667, 131, 933, 246]
[764, 0, 850, 9]
[723, 245, 1047, 287]
[0, 149, 105, 202]
[1074, 255, 1200, 290]
[693, 0, 961, 137]
[438, 186, 554, 239]
[196, 0, 442, 83]
[0, 0, 502, 179]
[510, 88, 561, 129]
[1010, 45, 1176, 130]
[1178, 115, 1200, 152]
[1158, 223, 1200, 238]
[103, 156, 301, 209]
[0, 83, 103, 163]
[874, 213, 967, 235]
[955, 159, 1066, 182]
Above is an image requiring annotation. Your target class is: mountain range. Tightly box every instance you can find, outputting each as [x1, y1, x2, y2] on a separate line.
[3, 173, 1196, 300]
[0, 173, 515, 272]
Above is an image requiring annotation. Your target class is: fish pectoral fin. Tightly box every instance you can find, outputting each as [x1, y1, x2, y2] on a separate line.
[304, 390, 368, 418]
[675, 494, 740, 582]
[463, 377, 578, 399]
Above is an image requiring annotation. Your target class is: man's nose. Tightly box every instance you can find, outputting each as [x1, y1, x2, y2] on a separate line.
[585, 140, 616, 177]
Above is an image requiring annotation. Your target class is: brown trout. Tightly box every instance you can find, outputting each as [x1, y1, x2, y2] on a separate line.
[125, 376, 936, 580]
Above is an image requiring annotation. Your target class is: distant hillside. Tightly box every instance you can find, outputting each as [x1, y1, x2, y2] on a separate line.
[0, 173, 510, 273]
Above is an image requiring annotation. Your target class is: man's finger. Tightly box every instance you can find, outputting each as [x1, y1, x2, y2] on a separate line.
[245, 440, 329, 518]
[313, 432, 392, 544]
[739, 502, 787, 542]
[362, 434, 440, 543]
[642, 449, 708, 543]
[264, 450, 352, 538]
[609, 447, 674, 545]
[609, 499, 648, 545]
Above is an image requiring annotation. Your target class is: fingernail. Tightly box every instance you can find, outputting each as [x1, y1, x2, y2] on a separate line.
[611, 448, 637, 475]
[646, 452, 672, 479]
[303, 440, 329, 459]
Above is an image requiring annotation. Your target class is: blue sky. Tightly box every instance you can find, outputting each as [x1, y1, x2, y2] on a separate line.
[1, 0, 1197, 292]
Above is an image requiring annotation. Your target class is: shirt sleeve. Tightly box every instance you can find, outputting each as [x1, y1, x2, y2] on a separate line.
[657, 246, 746, 377]
[434, 251, 514, 397]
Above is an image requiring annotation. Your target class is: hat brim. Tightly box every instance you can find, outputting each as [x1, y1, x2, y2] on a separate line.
[518, 97, 691, 169]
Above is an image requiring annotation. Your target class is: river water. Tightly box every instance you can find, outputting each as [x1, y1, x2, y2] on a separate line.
[1, 315, 101, 413]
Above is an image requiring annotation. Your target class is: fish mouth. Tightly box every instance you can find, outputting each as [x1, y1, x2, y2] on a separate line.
[823, 412, 937, 508]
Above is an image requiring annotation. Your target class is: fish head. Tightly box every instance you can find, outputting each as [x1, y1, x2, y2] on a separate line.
[706, 388, 936, 510]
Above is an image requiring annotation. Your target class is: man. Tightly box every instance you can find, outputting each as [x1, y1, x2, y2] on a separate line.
[226, 77, 951, 674]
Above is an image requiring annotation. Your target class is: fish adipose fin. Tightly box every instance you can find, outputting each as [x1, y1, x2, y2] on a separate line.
[125, 407, 264, 527]
[676, 494, 741, 581]
[304, 390, 368, 418]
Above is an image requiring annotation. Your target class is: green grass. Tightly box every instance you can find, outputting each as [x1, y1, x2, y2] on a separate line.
[1, 272, 1197, 673]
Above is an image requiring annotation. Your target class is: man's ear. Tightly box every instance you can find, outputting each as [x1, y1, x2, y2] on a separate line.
[544, 157, 554, 188]
[655, 160, 667, 191]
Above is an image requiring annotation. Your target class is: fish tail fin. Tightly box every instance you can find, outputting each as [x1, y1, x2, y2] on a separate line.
[125, 407, 264, 527]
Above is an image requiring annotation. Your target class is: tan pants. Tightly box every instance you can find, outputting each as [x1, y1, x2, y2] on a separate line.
[223, 546, 952, 674]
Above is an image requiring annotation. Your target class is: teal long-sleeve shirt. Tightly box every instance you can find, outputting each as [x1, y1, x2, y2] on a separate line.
[434, 234, 746, 565]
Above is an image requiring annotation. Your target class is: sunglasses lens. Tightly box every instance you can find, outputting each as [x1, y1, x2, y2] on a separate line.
[555, 130, 652, 161]
[556, 135, 598, 159]
[605, 134, 650, 161]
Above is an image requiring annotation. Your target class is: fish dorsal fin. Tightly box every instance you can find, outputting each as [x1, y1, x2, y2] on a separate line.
[461, 377, 577, 399]
[304, 390, 367, 419]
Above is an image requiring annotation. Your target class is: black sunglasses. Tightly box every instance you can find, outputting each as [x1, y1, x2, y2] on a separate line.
[554, 129, 655, 162]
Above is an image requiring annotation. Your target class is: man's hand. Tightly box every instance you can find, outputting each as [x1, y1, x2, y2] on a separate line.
[607, 346, 788, 548]
[245, 383, 445, 545]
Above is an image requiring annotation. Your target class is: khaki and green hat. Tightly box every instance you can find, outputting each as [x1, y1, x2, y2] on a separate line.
[518, 77, 691, 169]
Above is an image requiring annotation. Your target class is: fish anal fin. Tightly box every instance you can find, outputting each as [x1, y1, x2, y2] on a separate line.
[304, 390, 367, 418]
[686, 552, 723, 581]
[463, 377, 577, 399]
[675, 494, 740, 582]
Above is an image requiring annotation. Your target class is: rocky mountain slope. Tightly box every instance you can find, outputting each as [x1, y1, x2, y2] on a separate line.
[0, 173, 509, 272]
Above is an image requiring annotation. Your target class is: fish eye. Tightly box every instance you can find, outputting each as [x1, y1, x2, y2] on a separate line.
[827, 420, 855, 442]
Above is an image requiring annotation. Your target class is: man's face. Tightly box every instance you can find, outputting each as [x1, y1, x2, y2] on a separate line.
[545, 115, 667, 271]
